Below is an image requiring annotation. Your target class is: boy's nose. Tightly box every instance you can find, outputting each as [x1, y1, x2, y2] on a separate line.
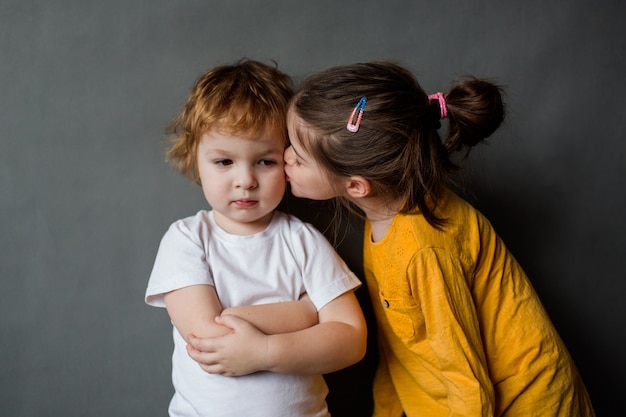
[235, 168, 258, 189]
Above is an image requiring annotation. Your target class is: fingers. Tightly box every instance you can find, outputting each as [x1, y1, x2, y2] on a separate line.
[186, 335, 221, 366]
[187, 334, 213, 352]
[214, 313, 246, 329]
[186, 343, 228, 375]
[198, 363, 237, 376]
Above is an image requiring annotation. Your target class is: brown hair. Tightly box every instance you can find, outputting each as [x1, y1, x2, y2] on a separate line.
[290, 61, 505, 227]
[166, 59, 293, 181]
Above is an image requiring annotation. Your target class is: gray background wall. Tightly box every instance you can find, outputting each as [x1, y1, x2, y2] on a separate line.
[1, 1, 624, 415]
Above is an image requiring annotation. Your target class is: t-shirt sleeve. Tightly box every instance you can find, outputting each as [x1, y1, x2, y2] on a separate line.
[145, 219, 214, 308]
[297, 223, 361, 311]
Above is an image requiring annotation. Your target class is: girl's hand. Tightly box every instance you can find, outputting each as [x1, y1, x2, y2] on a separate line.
[186, 315, 270, 376]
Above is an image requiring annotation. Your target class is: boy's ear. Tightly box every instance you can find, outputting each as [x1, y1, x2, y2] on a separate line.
[344, 176, 371, 198]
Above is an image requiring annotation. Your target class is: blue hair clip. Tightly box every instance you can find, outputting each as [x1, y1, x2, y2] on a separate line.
[346, 96, 367, 133]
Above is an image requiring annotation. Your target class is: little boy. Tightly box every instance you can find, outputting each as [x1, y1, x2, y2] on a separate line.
[145, 60, 366, 417]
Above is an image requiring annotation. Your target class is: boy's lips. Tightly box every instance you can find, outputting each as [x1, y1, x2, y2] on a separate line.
[234, 199, 258, 208]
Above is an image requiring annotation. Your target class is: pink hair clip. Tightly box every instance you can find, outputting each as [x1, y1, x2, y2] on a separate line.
[346, 96, 367, 132]
[428, 92, 448, 119]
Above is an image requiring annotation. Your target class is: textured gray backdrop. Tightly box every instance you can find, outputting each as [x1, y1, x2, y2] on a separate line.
[1, 1, 624, 415]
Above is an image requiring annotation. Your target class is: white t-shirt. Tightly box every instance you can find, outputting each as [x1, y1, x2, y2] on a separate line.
[146, 210, 361, 417]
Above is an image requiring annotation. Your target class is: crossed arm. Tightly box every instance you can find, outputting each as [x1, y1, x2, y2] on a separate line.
[164, 284, 319, 340]
[164, 284, 367, 377]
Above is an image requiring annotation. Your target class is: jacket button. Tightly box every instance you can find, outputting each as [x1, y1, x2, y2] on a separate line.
[382, 299, 390, 308]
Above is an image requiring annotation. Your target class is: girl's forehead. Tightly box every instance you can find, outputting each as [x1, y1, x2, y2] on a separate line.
[286, 109, 300, 128]
[286, 112, 310, 142]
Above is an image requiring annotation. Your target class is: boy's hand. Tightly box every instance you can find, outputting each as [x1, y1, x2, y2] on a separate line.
[186, 315, 270, 376]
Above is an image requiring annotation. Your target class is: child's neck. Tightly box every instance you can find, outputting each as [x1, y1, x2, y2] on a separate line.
[355, 198, 402, 243]
[213, 210, 275, 236]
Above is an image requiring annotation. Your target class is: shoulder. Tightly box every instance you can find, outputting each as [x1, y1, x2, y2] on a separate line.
[424, 189, 496, 237]
[436, 189, 477, 218]
[415, 190, 503, 268]
[272, 211, 325, 239]
[170, 209, 212, 230]
[162, 210, 215, 243]
[384, 191, 485, 254]
[273, 211, 338, 258]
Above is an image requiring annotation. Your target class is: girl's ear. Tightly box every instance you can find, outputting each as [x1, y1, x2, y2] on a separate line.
[344, 176, 371, 199]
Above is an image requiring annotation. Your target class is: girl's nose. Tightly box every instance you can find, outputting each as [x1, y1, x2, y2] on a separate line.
[284, 146, 295, 166]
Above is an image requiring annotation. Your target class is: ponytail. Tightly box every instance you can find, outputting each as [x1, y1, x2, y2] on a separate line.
[442, 78, 506, 154]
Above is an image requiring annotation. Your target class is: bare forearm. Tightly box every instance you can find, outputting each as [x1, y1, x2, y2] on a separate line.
[266, 321, 367, 374]
[223, 297, 318, 334]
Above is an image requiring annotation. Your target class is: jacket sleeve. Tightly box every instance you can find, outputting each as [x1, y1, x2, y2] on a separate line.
[409, 247, 495, 416]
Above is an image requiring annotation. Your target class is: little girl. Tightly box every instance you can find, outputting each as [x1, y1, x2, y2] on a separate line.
[280, 61, 595, 416]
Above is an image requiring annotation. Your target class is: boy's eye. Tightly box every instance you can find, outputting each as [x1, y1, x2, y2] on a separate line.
[215, 159, 233, 166]
[259, 159, 277, 166]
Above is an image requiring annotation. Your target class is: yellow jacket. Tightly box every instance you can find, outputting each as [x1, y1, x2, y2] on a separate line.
[363, 189, 594, 417]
